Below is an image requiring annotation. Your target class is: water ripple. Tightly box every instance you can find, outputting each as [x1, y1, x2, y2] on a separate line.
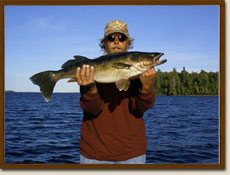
[5, 93, 219, 164]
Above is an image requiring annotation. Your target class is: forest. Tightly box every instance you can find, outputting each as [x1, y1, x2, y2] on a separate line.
[153, 67, 218, 95]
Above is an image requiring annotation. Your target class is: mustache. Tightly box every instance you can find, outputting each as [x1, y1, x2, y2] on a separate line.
[111, 45, 122, 49]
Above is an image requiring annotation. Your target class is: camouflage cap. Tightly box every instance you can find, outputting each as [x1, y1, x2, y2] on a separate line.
[102, 20, 133, 41]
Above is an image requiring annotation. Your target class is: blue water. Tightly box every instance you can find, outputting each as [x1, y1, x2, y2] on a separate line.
[4, 92, 219, 164]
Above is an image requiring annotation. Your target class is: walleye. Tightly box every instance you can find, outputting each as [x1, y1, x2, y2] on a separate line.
[30, 51, 167, 102]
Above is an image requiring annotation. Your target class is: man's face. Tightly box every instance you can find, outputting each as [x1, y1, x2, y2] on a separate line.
[104, 33, 128, 54]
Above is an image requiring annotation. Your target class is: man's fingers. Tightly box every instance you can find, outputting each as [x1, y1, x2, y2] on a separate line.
[141, 70, 149, 76]
[75, 67, 82, 84]
[89, 66, 94, 82]
[85, 65, 90, 81]
[142, 68, 156, 77]
[150, 67, 156, 75]
[81, 65, 86, 80]
[75, 65, 94, 86]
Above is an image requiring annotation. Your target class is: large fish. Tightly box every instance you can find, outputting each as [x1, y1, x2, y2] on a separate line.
[30, 51, 167, 102]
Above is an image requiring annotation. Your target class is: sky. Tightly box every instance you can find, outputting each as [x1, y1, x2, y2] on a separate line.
[4, 5, 219, 92]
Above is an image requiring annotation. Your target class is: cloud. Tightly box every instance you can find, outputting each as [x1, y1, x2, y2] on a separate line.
[26, 16, 66, 31]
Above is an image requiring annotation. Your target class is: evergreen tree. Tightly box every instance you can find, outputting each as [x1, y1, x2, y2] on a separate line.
[153, 67, 218, 95]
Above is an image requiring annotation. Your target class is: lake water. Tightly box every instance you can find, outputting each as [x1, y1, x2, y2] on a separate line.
[4, 92, 219, 164]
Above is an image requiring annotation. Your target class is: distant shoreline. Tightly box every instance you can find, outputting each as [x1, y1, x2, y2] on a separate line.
[5, 91, 80, 94]
[5, 91, 218, 96]
[5, 90, 15, 93]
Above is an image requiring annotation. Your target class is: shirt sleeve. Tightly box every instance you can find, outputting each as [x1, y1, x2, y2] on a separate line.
[129, 79, 156, 118]
[80, 86, 103, 116]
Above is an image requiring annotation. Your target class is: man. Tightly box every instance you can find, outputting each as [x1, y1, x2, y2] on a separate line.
[75, 20, 156, 164]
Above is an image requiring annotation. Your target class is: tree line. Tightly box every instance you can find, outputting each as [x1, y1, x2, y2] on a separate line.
[153, 67, 218, 95]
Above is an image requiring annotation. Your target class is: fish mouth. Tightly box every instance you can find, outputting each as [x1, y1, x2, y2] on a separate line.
[152, 53, 164, 61]
[151, 53, 167, 66]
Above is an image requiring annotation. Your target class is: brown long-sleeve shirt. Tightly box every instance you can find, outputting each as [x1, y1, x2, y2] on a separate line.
[79, 78, 155, 161]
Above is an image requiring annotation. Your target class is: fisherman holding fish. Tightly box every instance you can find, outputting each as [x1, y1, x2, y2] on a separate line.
[31, 19, 166, 164]
[76, 20, 157, 164]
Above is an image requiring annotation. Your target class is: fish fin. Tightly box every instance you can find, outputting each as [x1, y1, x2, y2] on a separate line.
[61, 60, 77, 69]
[30, 71, 58, 102]
[67, 78, 76, 83]
[73, 55, 89, 61]
[154, 59, 167, 66]
[113, 63, 131, 69]
[61, 55, 89, 69]
[115, 78, 130, 91]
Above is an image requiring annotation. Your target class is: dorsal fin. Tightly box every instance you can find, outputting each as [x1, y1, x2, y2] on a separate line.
[61, 55, 89, 69]
[73, 55, 89, 61]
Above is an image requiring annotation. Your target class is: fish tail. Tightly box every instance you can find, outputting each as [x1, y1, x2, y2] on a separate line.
[30, 71, 58, 102]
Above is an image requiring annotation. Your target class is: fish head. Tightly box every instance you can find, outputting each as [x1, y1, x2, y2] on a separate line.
[130, 52, 166, 71]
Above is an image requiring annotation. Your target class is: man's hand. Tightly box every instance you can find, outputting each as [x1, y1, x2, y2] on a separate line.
[140, 68, 156, 93]
[75, 65, 97, 94]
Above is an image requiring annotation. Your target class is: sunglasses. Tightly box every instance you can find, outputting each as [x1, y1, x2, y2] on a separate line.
[107, 34, 127, 42]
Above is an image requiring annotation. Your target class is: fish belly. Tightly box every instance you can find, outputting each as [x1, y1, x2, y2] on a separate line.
[94, 68, 137, 83]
